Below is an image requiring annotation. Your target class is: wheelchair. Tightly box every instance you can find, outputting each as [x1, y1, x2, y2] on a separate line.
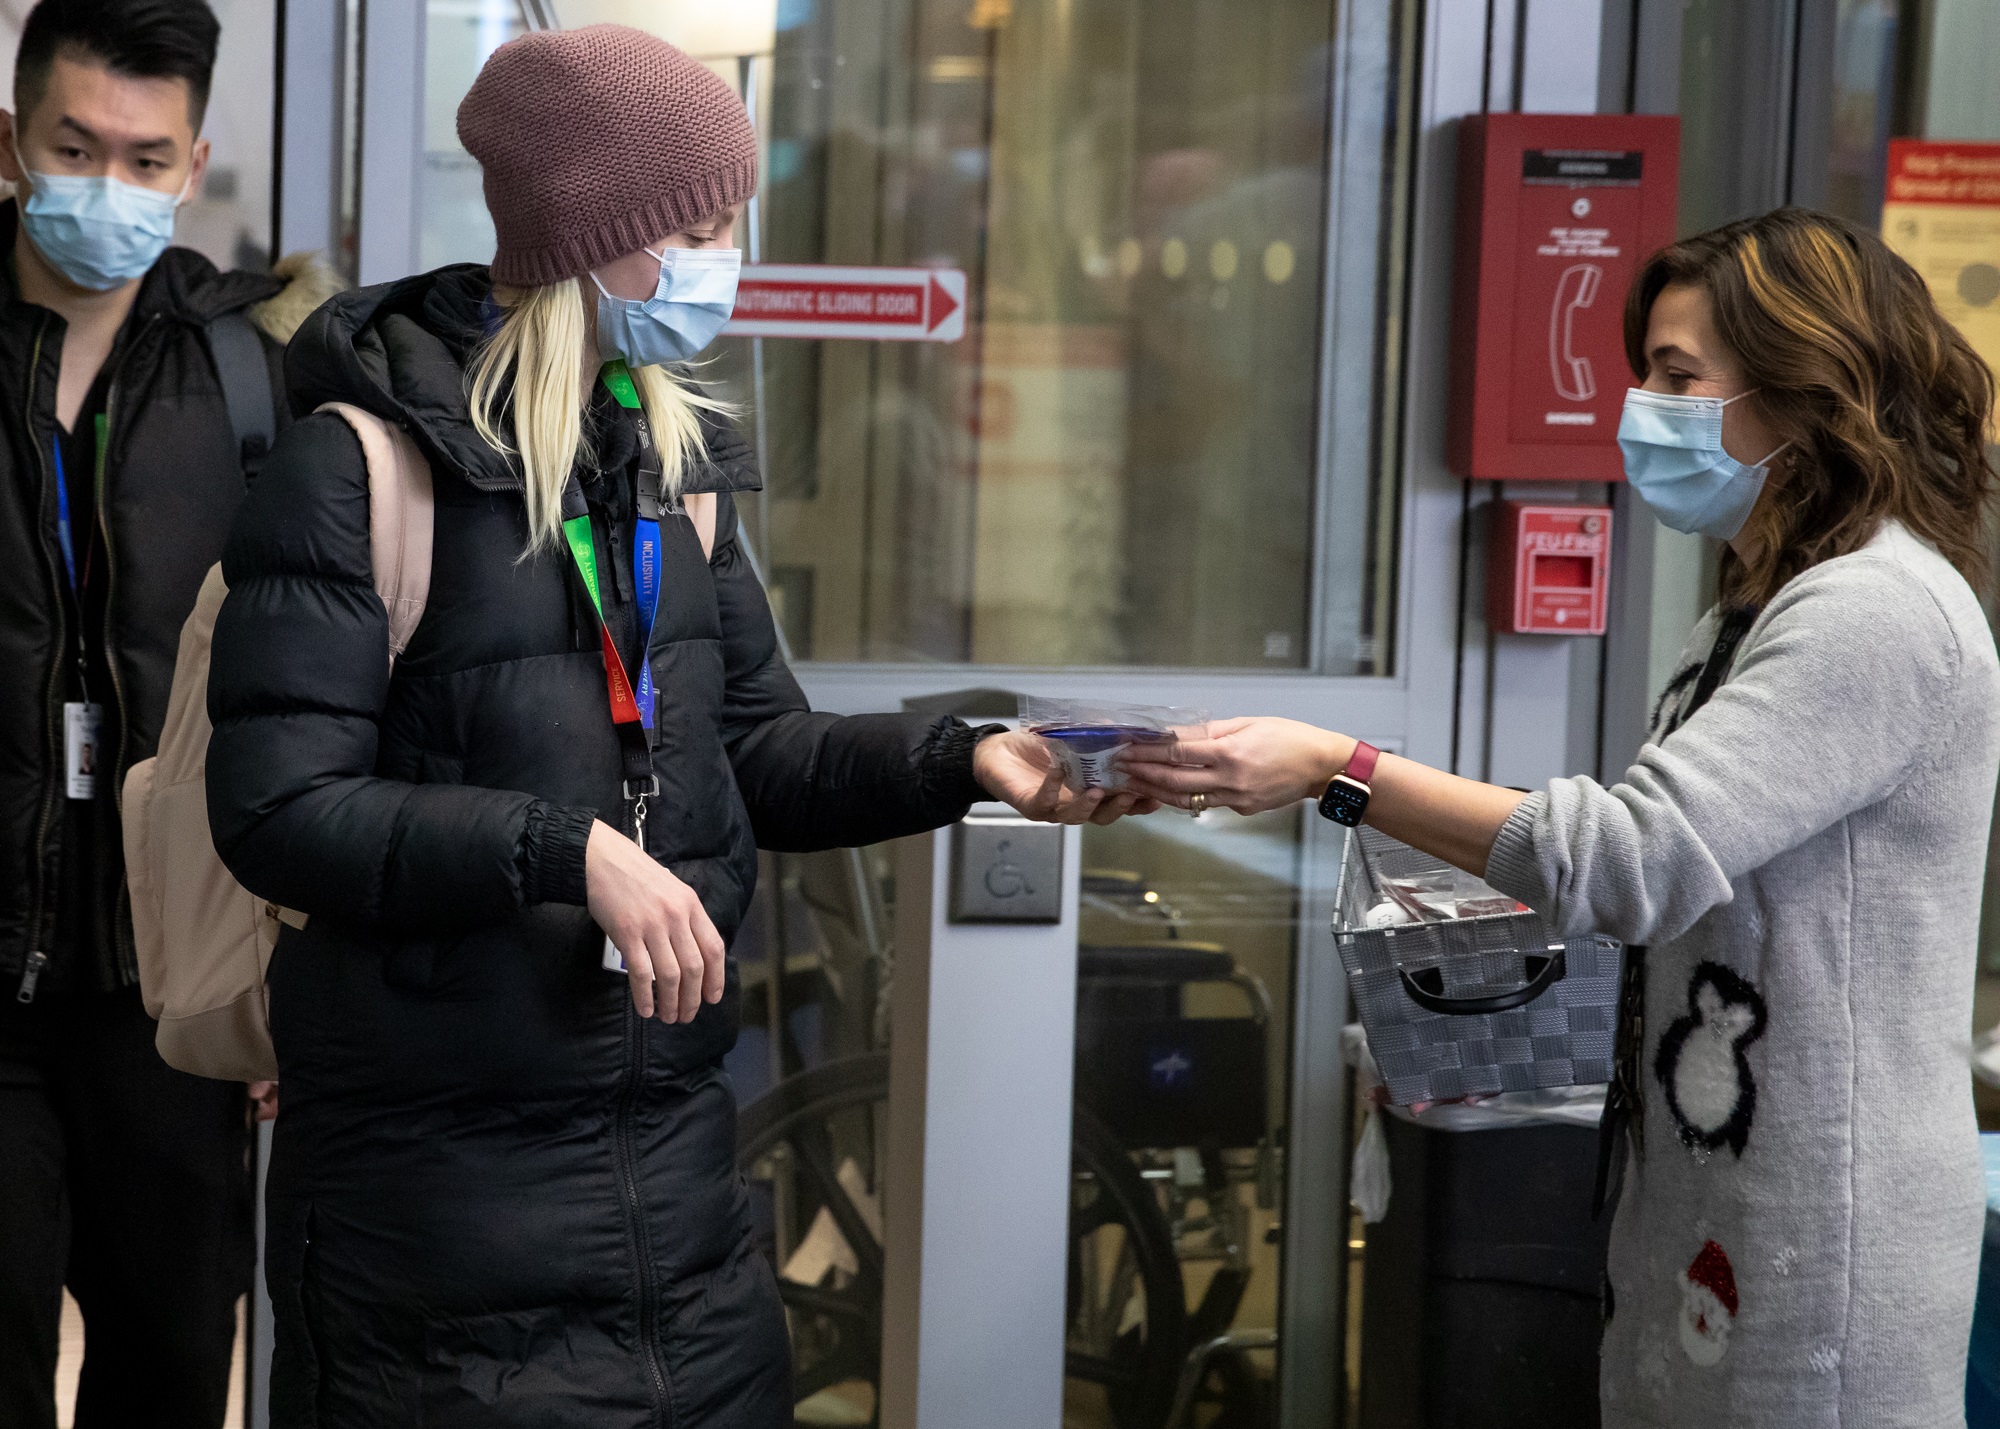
[734, 854, 1279, 1429]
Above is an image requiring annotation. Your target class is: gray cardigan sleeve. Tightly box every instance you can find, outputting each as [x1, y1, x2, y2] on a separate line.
[1483, 554, 1964, 946]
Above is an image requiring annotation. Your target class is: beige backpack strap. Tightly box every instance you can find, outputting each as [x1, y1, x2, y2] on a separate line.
[688, 492, 718, 561]
[316, 402, 435, 661]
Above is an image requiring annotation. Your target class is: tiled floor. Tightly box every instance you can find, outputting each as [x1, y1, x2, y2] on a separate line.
[54, 1291, 245, 1429]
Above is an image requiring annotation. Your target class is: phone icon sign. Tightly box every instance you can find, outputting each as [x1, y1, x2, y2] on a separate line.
[1549, 262, 1602, 402]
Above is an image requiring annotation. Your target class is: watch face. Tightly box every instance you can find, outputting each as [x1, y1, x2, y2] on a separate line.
[1320, 777, 1369, 827]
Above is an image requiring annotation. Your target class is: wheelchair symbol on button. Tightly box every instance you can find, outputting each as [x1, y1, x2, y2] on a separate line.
[949, 820, 1062, 922]
[984, 840, 1034, 899]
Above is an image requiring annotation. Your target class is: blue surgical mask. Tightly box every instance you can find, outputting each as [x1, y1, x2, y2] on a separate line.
[591, 246, 741, 366]
[1617, 388, 1788, 541]
[15, 145, 188, 290]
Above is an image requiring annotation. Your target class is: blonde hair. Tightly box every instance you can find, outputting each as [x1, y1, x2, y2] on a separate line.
[467, 279, 729, 553]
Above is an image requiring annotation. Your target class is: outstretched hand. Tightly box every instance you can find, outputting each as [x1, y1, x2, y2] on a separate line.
[1114, 716, 1349, 816]
[973, 729, 1161, 825]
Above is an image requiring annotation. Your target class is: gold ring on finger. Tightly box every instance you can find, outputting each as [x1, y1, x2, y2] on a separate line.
[1189, 792, 1207, 817]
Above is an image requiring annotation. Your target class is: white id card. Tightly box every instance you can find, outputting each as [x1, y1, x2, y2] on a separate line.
[64, 701, 102, 800]
[603, 935, 627, 973]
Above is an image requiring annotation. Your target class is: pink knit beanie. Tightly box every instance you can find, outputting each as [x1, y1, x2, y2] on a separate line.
[457, 25, 758, 288]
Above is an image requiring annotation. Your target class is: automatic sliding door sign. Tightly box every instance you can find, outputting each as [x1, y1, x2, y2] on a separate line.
[722, 264, 968, 343]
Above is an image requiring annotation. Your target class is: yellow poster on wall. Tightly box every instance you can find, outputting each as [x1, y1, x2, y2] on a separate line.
[1881, 140, 2000, 390]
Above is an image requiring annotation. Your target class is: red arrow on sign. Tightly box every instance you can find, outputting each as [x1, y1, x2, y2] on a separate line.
[926, 274, 958, 333]
[722, 264, 969, 342]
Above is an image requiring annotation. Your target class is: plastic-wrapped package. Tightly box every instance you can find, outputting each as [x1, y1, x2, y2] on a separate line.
[1377, 865, 1526, 922]
[1019, 696, 1208, 791]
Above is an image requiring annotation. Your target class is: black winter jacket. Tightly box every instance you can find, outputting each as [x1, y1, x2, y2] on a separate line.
[0, 201, 286, 998]
[203, 266, 990, 1428]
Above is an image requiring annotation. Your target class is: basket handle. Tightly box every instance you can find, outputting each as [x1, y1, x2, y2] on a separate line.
[1396, 946, 1567, 1016]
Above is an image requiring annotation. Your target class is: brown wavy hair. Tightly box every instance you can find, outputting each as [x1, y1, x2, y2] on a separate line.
[1624, 207, 1997, 607]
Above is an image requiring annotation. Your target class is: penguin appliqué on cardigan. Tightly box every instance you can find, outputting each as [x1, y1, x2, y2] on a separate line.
[1654, 961, 1768, 1157]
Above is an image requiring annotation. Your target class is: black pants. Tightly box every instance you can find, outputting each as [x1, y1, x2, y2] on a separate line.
[0, 987, 254, 1429]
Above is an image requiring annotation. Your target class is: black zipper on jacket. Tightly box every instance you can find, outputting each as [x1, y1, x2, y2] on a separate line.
[614, 1004, 674, 1425]
[15, 314, 155, 999]
[608, 447, 672, 1418]
[18, 316, 63, 1004]
[614, 474, 674, 1423]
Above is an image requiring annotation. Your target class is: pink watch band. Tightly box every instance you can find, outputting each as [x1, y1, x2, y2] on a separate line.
[1344, 741, 1381, 784]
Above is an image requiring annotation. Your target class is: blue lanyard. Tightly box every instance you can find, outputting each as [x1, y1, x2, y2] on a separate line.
[632, 513, 660, 732]
[51, 435, 78, 593]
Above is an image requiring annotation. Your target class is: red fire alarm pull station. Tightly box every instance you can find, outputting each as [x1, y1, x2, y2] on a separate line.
[1489, 502, 1613, 636]
[1447, 113, 1680, 481]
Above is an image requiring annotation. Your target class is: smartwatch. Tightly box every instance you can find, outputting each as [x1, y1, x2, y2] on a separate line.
[1317, 741, 1380, 827]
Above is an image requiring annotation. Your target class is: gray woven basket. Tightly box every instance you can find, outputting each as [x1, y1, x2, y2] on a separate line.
[1334, 826, 1622, 1107]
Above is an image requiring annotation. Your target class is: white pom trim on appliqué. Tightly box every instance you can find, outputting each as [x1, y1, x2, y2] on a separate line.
[1679, 1284, 1734, 1366]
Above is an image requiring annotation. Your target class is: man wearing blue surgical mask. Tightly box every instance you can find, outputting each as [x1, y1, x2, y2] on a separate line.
[0, 4, 331, 1426]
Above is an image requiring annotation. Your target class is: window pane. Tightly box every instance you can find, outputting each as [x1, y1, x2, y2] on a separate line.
[183, 0, 277, 270]
[1816, 1, 2000, 231]
[1825, 0, 1907, 228]
[1070, 808, 1303, 1423]
[402, 0, 1392, 672]
[722, 0, 1351, 669]
[420, 1, 532, 271]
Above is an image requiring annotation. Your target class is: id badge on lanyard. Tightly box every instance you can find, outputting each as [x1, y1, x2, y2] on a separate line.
[52, 431, 103, 801]
[65, 700, 102, 800]
[565, 362, 668, 973]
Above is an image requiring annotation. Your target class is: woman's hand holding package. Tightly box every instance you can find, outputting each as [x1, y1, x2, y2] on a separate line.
[973, 729, 1160, 825]
[1118, 716, 1524, 877]
[586, 819, 727, 1024]
[1117, 716, 1348, 814]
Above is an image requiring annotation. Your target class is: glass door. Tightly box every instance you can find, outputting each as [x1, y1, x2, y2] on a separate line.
[724, 0, 1366, 672]
[713, 4, 1417, 1426]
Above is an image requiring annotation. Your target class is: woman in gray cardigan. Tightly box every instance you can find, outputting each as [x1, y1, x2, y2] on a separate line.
[1122, 207, 2000, 1428]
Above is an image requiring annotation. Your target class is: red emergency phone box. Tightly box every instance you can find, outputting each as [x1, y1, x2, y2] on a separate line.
[1488, 502, 1613, 636]
[1447, 113, 1680, 481]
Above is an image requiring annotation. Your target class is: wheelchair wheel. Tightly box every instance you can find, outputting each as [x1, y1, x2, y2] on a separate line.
[737, 1054, 1187, 1429]
[1066, 1105, 1188, 1429]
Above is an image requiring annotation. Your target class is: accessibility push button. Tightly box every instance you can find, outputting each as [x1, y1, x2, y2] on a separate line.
[948, 813, 1063, 924]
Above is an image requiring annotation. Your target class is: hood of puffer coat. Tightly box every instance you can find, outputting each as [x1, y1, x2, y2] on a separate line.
[282, 263, 761, 497]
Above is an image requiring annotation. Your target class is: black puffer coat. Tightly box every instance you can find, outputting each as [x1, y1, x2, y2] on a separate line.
[205, 267, 991, 1428]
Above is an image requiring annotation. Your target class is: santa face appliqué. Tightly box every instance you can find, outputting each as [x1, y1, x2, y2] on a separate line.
[1678, 1240, 1739, 1366]
[1653, 961, 1768, 1157]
